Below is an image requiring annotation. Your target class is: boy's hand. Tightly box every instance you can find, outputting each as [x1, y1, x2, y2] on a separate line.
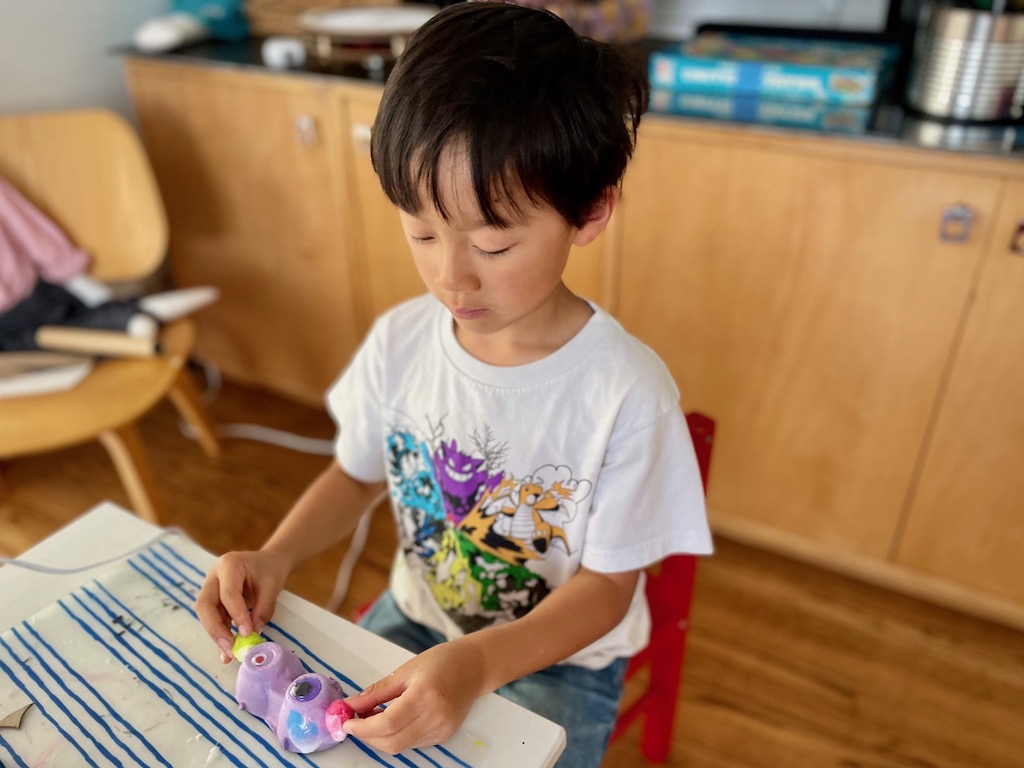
[342, 640, 487, 754]
[195, 550, 291, 663]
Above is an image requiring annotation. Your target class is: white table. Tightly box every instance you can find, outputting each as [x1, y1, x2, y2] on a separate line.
[0, 502, 565, 768]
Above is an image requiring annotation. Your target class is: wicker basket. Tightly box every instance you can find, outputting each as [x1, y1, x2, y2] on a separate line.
[245, 0, 399, 37]
[248, 0, 650, 42]
[510, 0, 652, 43]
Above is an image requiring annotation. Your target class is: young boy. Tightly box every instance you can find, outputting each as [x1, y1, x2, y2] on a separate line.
[195, 3, 712, 766]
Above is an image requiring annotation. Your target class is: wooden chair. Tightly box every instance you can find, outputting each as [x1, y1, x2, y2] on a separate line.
[608, 411, 715, 762]
[0, 109, 220, 523]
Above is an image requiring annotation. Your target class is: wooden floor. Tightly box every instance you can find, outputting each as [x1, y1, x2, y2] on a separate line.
[2, 378, 1022, 768]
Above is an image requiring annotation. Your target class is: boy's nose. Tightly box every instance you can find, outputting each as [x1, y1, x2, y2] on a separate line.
[436, 245, 479, 292]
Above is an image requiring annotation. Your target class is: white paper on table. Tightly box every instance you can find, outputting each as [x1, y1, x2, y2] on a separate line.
[0, 533, 502, 768]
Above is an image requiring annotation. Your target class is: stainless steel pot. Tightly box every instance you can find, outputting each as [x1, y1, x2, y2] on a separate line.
[906, 5, 1024, 121]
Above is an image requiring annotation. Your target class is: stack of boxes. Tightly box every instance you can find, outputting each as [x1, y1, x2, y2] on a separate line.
[648, 33, 900, 134]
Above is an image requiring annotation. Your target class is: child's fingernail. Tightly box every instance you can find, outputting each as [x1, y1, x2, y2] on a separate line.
[217, 637, 232, 652]
[221, 650, 232, 664]
[239, 623, 252, 637]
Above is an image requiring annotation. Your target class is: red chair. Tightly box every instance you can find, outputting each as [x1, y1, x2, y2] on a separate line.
[608, 411, 715, 762]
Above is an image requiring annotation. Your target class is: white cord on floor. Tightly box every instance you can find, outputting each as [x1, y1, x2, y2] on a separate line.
[0, 527, 186, 574]
[179, 359, 333, 455]
[325, 510, 374, 613]
[176, 358, 365, 608]
[181, 421, 333, 455]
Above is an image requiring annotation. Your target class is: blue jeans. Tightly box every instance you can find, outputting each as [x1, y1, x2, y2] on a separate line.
[357, 590, 627, 768]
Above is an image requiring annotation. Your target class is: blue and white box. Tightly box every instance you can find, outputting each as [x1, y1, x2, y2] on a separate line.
[649, 34, 899, 106]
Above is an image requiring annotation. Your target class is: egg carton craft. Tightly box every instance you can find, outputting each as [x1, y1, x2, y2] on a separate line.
[233, 633, 356, 754]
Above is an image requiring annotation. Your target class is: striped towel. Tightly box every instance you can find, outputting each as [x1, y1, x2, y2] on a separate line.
[0, 536, 477, 768]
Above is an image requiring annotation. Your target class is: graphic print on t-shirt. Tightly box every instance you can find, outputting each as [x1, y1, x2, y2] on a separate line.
[386, 421, 592, 633]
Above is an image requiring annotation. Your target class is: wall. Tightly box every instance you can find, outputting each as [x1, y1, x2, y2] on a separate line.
[651, 0, 891, 40]
[0, 0, 167, 117]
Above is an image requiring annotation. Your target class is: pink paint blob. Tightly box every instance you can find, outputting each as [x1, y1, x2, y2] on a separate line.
[325, 698, 356, 742]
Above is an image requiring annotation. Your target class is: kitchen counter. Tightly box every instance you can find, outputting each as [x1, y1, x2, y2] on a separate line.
[122, 37, 1024, 160]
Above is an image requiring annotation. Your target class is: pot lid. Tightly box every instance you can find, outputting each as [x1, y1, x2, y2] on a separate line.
[299, 5, 439, 40]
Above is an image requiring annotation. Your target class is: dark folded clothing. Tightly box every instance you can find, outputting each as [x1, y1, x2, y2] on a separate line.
[0, 279, 148, 351]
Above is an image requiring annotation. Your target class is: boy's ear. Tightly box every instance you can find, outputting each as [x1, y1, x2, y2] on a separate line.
[573, 187, 619, 247]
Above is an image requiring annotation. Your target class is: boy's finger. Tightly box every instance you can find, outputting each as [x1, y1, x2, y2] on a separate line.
[342, 708, 401, 742]
[195, 578, 233, 647]
[341, 714, 375, 740]
[217, 572, 255, 637]
[344, 697, 428, 754]
[249, 589, 278, 635]
[344, 674, 404, 715]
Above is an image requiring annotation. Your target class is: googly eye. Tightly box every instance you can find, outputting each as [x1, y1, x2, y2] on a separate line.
[289, 676, 322, 702]
[250, 651, 269, 667]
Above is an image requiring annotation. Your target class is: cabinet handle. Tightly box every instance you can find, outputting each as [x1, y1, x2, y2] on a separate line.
[293, 115, 319, 148]
[939, 203, 975, 242]
[351, 123, 372, 155]
[1012, 220, 1024, 255]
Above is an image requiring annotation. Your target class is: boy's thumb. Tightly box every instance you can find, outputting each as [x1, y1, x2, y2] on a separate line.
[344, 675, 402, 717]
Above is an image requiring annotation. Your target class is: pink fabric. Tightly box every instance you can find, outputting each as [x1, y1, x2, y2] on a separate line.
[0, 175, 90, 313]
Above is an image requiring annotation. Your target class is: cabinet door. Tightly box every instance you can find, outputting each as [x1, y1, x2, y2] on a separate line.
[342, 89, 610, 323]
[895, 180, 1024, 603]
[344, 90, 423, 321]
[615, 123, 1002, 558]
[126, 61, 363, 406]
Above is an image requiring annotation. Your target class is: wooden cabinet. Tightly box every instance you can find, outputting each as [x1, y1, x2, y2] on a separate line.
[126, 61, 612, 407]
[895, 180, 1024, 606]
[126, 56, 1024, 626]
[125, 60, 367, 405]
[340, 88, 423, 321]
[613, 116, 1024, 625]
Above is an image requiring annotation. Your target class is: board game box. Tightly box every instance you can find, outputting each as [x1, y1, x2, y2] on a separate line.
[649, 33, 899, 106]
[649, 87, 872, 134]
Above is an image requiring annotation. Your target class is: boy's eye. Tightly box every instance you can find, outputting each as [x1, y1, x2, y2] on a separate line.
[410, 235, 434, 244]
[476, 246, 510, 258]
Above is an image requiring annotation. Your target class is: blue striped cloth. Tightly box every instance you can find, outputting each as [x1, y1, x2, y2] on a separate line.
[0, 537, 475, 768]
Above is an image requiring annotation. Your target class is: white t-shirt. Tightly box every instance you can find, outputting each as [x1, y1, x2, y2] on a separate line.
[327, 294, 712, 669]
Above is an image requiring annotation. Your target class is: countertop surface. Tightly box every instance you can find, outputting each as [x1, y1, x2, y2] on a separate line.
[122, 38, 1024, 160]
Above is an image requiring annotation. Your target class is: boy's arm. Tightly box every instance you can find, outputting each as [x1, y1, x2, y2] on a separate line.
[261, 459, 386, 572]
[195, 459, 385, 657]
[343, 565, 639, 753]
[464, 565, 640, 687]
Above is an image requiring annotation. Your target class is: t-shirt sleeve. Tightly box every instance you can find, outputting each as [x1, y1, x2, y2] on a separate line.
[324, 322, 387, 483]
[580, 402, 714, 573]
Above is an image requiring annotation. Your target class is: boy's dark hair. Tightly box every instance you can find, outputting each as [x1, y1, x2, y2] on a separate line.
[371, 1, 649, 229]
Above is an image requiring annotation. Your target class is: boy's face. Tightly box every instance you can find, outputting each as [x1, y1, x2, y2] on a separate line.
[398, 149, 609, 364]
